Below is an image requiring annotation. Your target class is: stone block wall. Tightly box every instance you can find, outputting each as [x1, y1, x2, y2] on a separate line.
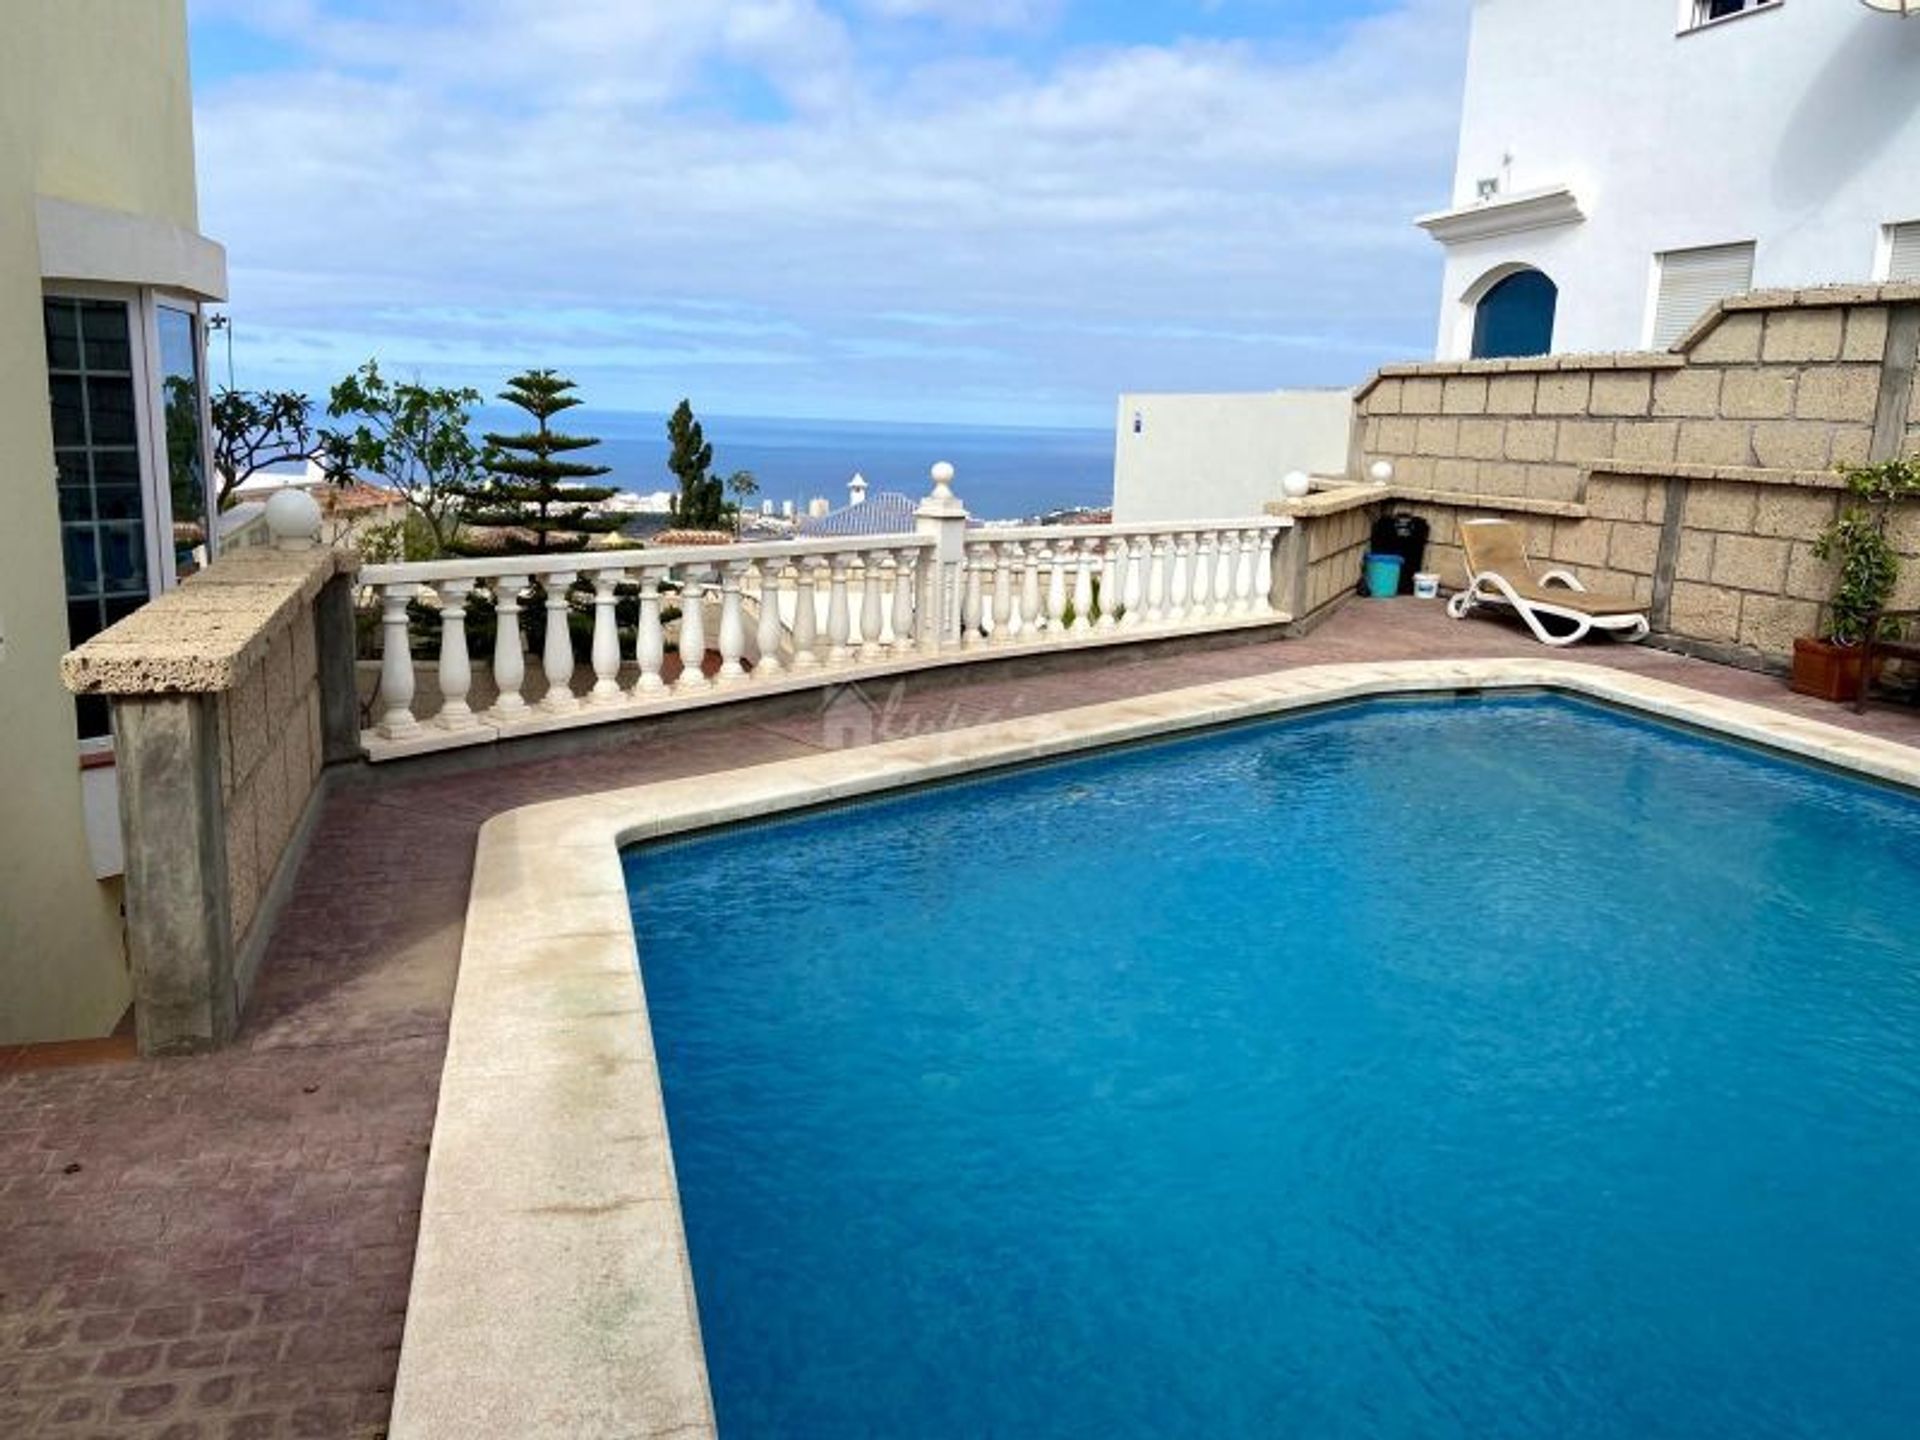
[217, 575, 328, 951]
[62, 547, 360, 1053]
[1296, 286, 1920, 669]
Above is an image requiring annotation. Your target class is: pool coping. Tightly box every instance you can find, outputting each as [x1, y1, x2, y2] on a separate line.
[386, 657, 1920, 1439]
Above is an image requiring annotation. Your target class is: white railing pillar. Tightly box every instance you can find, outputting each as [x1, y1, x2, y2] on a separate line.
[377, 584, 419, 739]
[961, 549, 986, 645]
[489, 575, 529, 721]
[756, 559, 787, 676]
[588, 568, 626, 704]
[1069, 539, 1095, 634]
[791, 558, 821, 667]
[990, 543, 1014, 643]
[825, 555, 853, 665]
[914, 460, 969, 651]
[1098, 537, 1124, 630]
[677, 568, 711, 691]
[435, 580, 477, 730]
[718, 561, 749, 682]
[1145, 537, 1169, 626]
[539, 572, 579, 713]
[635, 568, 667, 693]
[1020, 543, 1043, 638]
[860, 551, 887, 660]
[891, 548, 916, 652]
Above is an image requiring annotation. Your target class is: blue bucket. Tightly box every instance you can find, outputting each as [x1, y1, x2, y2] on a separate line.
[1363, 552, 1404, 598]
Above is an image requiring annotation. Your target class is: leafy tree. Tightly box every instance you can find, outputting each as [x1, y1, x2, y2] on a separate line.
[666, 399, 728, 530]
[725, 469, 760, 532]
[320, 360, 484, 556]
[453, 370, 620, 554]
[209, 388, 318, 508]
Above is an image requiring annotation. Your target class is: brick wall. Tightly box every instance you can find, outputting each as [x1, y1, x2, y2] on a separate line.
[1303, 285, 1920, 668]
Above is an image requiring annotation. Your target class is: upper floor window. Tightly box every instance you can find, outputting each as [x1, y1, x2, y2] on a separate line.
[1883, 221, 1920, 283]
[1650, 241, 1757, 348]
[1683, 0, 1781, 32]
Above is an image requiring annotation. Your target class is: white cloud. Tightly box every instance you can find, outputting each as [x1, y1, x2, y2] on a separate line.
[192, 0, 1470, 426]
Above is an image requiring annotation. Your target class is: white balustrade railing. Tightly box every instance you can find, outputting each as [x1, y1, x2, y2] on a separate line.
[356, 470, 1292, 757]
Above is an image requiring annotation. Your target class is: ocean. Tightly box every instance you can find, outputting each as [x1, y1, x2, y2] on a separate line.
[476, 408, 1116, 523]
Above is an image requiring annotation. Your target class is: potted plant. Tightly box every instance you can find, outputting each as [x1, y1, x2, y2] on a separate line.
[1791, 456, 1920, 702]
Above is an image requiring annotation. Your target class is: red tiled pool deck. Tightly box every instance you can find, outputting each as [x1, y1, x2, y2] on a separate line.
[6, 599, 1920, 1438]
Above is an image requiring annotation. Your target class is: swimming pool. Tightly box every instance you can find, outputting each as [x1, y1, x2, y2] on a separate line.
[624, 694, 1920, 1438]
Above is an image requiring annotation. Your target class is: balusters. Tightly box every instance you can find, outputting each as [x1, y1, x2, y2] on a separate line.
[589, 568, 626, 703]
[1068, 540, 1094, 634]
[1120, 538, 1147, 627]
[377, 584, 419, 738]
[1145, 537, 1170, 626]
[488, 575, 529, 720]
[756, 558, 786, 676]
[677, 569, 711, 690]
[1170, 533, 1195, 622]
[1021, 543, 1044, 639]
[791, 558, 820, 667]
[539, 571, 579, 712]
[1234, 530, 1258, 615]
[1213, 529, 1237, 617]
[860, 551, 888, 659]
[1255, 528, 1276, 614]
[718, 562, 749, 682]
[989, 543, 1014, 643]
[1044, 543, 1069, 632]
[891, 549, 916, 651]
[1098, 538, 1125, 630]
[826, 555, 853, 664]
[435, 580, 477, 730]
[1187, 533, 1212, 620]
[961, 548, 986, 644]
[635, 568, 667, 692]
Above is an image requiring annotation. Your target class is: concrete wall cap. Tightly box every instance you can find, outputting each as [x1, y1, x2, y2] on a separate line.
[61, 548, 356, 697]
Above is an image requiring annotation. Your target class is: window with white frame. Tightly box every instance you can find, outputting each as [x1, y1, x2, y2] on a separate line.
[1683, 0, 1781, 32]
[1884, 221, 1920, 283]
[43, 288, 214, 742]
[1650, 241, 1757, 349]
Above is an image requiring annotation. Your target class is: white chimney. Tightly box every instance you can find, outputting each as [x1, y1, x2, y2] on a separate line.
[848, 472, 869, 506]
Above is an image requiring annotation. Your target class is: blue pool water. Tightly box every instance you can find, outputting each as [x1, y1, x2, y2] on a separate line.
[623, 696, 1920, 1438]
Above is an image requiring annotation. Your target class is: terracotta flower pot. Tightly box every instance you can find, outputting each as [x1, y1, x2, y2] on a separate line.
[1790, 636, 1877, 703]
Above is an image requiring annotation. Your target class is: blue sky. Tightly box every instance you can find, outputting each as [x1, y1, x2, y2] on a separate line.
[188, 0, 1469, 429]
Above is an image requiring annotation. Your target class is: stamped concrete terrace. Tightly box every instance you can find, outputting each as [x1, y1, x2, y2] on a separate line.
[7, 597, 1920, 1438]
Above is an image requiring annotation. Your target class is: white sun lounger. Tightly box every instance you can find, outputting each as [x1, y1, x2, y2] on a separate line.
[1445, 517, 1650, 647]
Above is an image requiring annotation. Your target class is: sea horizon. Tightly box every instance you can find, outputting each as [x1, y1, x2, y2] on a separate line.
[475, 406, 1117, 523]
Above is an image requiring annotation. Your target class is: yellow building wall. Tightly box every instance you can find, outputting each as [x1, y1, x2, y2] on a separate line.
[0, 0, 200, 1042]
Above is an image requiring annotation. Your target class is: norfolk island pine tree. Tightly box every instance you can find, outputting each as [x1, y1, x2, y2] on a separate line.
[457, 370, 620, 555]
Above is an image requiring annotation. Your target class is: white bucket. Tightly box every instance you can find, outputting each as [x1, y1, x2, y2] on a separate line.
[1412, 572, 1440, 600]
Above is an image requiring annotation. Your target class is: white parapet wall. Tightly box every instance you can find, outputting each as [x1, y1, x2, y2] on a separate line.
[1112, 389, 1354, 524]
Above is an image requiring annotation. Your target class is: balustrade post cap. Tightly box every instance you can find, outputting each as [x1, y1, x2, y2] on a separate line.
[918, 460, 965, 516]
[265, 487, 323, 550]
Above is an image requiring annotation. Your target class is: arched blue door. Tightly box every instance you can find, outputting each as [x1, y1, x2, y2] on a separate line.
[1470, 269, 1557, 360]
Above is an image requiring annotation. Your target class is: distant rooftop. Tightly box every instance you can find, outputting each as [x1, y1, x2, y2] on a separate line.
[798, 491, 918, 538]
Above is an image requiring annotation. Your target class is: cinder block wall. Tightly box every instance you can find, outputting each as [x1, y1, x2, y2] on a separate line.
[1316, 285, 1920, 668]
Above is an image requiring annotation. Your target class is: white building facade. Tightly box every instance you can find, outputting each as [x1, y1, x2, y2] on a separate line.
[1421, 0, 1920, 361]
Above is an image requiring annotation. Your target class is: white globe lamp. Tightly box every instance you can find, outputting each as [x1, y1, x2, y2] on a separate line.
[1281, 469, 1312, 499]
[265, 486, 323, 551]
[1368, 460, 1395, 486]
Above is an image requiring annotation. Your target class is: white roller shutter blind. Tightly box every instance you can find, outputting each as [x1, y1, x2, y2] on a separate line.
[1651, 242, 1756, 348]
[1887, 223, 1920, 282]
